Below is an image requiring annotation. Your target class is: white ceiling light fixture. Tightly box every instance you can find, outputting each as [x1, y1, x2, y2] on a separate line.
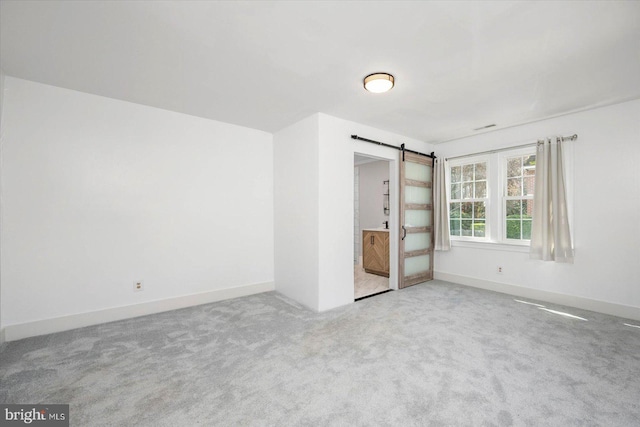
[364, 73, 395, 93]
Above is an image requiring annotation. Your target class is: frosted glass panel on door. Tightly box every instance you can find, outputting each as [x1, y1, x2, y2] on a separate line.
[405, 232, 431, 252]
[405, 210, 431, 227]
[405, 162, 432, 182]
[405, 186, 431, 204]
[405, 255, 430, 276]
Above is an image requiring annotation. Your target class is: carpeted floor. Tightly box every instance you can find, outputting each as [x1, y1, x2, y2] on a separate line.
[1, 280, 639, 426]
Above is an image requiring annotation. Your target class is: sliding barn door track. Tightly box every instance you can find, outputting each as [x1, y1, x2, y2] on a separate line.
[355, 289, 393, 302]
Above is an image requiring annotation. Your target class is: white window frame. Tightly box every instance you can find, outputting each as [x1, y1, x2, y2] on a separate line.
[498, 147, 537, 246]
[447, 143, 573, 252]
[447, 155, 490, 242]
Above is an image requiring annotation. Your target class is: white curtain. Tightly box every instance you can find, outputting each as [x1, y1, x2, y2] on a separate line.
[530, 138, 573, 263]
[433, 158, 451, 251]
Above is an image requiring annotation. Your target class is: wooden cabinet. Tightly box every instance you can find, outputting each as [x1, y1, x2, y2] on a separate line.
[363, 230, 389, 277]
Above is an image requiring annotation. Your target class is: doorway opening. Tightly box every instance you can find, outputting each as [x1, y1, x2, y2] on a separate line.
[354, 154, 392, 300]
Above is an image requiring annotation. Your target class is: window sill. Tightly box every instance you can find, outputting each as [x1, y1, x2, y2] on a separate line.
[450, 240, 530, 253]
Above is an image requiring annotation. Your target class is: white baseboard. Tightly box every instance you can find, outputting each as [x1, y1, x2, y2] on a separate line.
[434, 271, 640, 321]
[3, 281, 275, 342]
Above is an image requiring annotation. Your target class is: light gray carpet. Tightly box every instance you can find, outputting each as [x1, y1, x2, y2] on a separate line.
[1, 281, 639, 426]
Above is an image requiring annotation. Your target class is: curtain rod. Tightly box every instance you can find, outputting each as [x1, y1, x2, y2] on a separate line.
[445, 134, 577, 161]
[351, 135, 436, 159]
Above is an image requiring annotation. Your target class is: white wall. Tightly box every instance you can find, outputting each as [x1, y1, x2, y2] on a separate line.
[435, 99, 640, 317]
[1, 77, 274, 337]
[0, 68, 5, 129]
[318, 113, 433, 311]
[0, 68, 4, 342]
[353, 166, 359, 263]
[273, 113, 432, 312]
[354, 161, 389, 257]
[273, 114, 320, 310]
[358, 160, 390, 259]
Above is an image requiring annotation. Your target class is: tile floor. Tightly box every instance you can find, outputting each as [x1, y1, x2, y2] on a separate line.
[354, 263, 390, 299]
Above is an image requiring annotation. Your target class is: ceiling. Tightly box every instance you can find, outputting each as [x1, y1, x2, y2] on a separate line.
[354, 154, 385, 166]
[1, 1, 639, 144]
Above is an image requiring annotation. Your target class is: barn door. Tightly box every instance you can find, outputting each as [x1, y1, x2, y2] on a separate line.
[399, 151, 434, 288]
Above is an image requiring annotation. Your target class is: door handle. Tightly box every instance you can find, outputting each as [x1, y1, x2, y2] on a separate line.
[402, 225, 407, 240]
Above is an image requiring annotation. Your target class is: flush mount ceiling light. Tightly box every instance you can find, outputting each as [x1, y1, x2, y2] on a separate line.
[363, 73, 394, 93]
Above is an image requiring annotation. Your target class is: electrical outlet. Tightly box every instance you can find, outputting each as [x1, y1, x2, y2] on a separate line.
[133, 280, 144, 292]
[497, 266, 503, 274]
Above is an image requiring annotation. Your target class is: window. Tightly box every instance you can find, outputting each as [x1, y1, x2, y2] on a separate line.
[447, 146, 552, 247]
[504, 153, 536, 241]
[449, 158, 488, 239]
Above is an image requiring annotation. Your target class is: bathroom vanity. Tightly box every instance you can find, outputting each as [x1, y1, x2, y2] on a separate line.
[362, 229, 390, 277]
